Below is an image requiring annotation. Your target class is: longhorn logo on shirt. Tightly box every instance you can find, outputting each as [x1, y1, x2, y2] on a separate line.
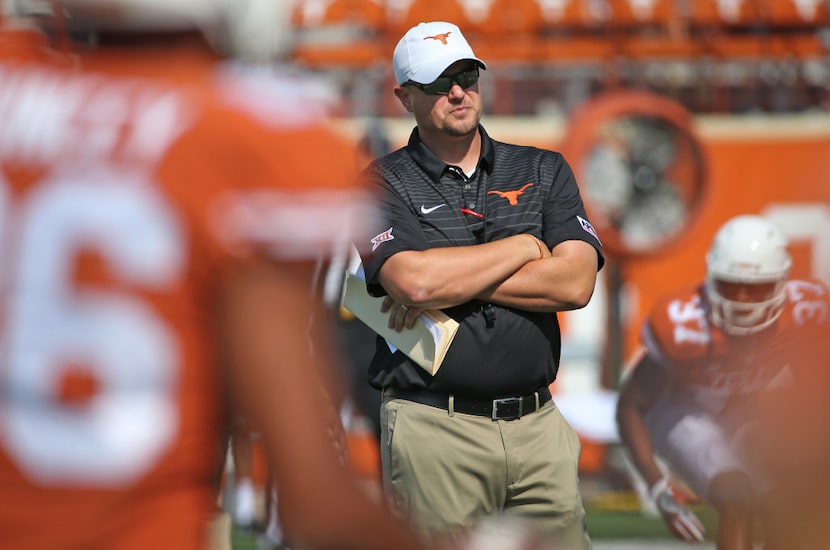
[424, 32, 452, 45]
[488, 183, 534, 205]
[371, 227, 394, 251]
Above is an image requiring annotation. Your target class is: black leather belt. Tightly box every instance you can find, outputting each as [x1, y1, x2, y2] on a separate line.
[384, 387, 552, 421]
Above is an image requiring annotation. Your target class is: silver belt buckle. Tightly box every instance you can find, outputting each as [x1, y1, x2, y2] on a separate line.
[492, 397, 522, 420]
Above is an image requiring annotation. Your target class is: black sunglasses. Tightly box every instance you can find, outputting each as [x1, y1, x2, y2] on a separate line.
[407, 67, 480, 95]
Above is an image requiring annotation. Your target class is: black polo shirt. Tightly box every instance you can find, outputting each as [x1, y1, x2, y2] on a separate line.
[360, 125, 604, 399]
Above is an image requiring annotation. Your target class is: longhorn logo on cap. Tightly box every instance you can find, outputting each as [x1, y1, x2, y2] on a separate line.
[424, 32, 452, 44]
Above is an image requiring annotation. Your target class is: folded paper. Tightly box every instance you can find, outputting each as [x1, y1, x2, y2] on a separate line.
[342, 273, 458, 375]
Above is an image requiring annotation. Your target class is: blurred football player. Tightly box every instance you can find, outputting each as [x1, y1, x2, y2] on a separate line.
[616, 214, 830, 550]
[0, 1, 430, 549]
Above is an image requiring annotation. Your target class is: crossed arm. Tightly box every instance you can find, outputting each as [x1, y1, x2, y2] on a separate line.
[377, 234, 598, 321]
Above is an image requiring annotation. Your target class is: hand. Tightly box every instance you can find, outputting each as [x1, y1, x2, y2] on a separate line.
[381, 296, 423, 332]
[531, 235, 551, 259]
[650, 477, 705, 543]
[521, 234, 551, 260]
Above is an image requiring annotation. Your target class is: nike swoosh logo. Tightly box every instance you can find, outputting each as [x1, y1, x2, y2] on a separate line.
[420, 204, 446, 214]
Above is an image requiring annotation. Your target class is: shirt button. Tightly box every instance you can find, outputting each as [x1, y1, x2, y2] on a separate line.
[468, 203, 475, 209]
[464, 184, 471, 190]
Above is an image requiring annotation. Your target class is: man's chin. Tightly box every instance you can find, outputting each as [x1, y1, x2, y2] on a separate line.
[444, 120, 479, 138]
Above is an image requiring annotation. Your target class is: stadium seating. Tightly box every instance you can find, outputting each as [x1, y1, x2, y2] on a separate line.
[385, 0, 474, 39]
[292, 0, 387, 68]
[759, 0, 828, 27]
[286, 0, 830, 115]
[289, 0, 829, 65]
[607, 0, 701, 59]
[470, 0, 546, 62]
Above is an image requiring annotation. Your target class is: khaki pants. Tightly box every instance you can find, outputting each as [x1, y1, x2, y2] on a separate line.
[380, 394, 591, 549]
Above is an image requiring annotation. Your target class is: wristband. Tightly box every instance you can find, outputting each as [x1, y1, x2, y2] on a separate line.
[649, 476, 670, 503]
[524, 234, 545, 260]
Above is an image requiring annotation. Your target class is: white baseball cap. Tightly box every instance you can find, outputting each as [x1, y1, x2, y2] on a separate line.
[392, 21, 487, 85]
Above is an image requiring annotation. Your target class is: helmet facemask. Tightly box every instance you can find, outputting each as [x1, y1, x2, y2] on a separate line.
[706, 278, 788, 335]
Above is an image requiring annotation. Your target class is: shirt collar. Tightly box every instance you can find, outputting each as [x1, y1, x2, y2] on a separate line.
[406, 125, 495, 182]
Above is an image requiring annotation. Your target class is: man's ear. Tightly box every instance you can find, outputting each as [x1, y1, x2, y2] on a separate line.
[393, 86, 413, 113]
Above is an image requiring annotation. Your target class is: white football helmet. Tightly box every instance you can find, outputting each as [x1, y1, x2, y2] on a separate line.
[705, 215, 791, 335]
[12, 0, 295, 60]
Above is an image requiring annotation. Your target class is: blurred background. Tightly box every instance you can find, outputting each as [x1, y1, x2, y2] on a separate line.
[231, 1, 830, 546]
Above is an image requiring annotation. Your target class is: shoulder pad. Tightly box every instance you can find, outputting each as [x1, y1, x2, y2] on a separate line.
[644, 286, 712, 364]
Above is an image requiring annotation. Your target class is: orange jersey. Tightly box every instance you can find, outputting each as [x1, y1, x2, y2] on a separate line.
[642, 279, 830, 412]
[0, 46, 367, 549]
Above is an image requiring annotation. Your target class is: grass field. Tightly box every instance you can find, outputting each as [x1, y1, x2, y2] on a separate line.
[228, 492, 722, 549]
[583, 489, 719, 539]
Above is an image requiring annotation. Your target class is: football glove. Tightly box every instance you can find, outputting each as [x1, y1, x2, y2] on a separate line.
[650, 477, 706, 543]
